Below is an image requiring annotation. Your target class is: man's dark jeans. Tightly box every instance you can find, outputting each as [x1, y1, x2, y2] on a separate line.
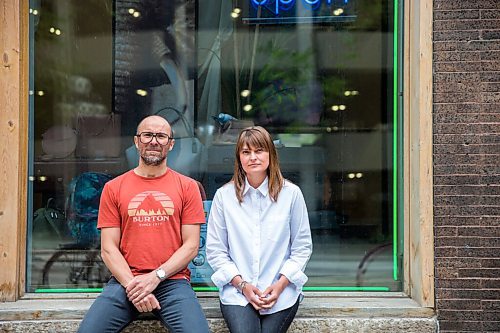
[78, 277, 209, 333]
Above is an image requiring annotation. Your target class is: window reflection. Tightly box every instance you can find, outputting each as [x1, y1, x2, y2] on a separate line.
[29, 0, 401, 292]
[30, 0, 116, 291]
[197, 0, 399, 290]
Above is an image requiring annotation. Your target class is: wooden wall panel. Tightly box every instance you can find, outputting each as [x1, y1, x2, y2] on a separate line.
[0, 0, 29, 301]
[404, 0, 435, 307]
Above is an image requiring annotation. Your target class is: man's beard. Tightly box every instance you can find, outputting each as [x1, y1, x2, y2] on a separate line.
[140, 151, 167, 166]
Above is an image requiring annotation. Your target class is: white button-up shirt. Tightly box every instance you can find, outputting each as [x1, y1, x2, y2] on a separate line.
[206, 178, 312, 314]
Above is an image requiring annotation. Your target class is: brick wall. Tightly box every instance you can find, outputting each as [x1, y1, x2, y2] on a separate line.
[433, 1, 500, 332]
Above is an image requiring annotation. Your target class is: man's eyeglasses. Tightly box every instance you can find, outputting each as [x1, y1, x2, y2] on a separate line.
[136, 132, 172, 145]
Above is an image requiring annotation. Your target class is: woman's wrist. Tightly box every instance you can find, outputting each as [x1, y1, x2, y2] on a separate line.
[277, 275, 290, 289]
[236, 280, 248, 293]
[231, 275, 247, 293]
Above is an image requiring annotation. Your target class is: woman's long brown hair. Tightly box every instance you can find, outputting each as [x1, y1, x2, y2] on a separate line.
[232, 126, 284, 203]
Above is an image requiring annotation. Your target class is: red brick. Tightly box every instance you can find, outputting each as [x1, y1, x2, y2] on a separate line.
[456, 247, 500, 257]
[434, 155, 490, 166]
[459, 227, 500, 237]
[439, 320, 483, 332]
[434, 61, 484, 72]
[436, 267, 459, 279]
[434, 10, 480, 20]
[437, 299, 482, 310]
[482, 30, 500, 40]
[481, 259, 500, 268]
[459, 268, 500, 278]
[482, 321, 500, 331]
[436, 278, 481, 289]
[481, 82, 500, 92]
[434, 164, 483, 175]
[438, 310, 483, 321]
[435, 227, 458, 237]
[481, 10, 500, 19]
[437, 288, 500, 299]
[436, 257, 482, 268]
[435, 195, 499, 206]
[433, 2, 499, 328]
[436, 237, 483, 247]
[482, 300, 500, 310]
[433, 113, 500, 123]
[434, 205, 500, 216]
[435, 247, 459, 258]
[434, 41, 458, 51]
[482, 311, 500, 322]
[434, 216, 500, 227]
[434, 144, 496, 154]
[433, 134, 482, 145]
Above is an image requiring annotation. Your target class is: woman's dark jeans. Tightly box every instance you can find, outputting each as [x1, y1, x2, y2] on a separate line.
[220, 297, 300, 333]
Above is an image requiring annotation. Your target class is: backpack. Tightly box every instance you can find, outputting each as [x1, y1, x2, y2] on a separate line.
[66, 172, 113, 248]
[33, 198, 68, 248]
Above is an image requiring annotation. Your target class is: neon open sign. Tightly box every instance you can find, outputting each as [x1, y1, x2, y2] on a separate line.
[251, 0, 350, 16]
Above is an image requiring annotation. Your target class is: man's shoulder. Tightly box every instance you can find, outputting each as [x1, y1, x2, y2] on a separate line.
[167, 169, 207, 198]
[167, 169, 198, 186]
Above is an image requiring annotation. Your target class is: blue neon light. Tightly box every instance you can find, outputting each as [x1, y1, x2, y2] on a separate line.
[250, 0, 350, 16]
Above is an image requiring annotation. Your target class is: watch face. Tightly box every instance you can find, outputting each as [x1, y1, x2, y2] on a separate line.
[156, 268, 166, 279]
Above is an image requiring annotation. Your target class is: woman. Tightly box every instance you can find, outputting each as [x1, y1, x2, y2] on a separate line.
[206, 126, 312, 333]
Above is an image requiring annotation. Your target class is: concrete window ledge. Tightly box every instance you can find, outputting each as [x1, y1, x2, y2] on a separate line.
[0, 292, 437, 332]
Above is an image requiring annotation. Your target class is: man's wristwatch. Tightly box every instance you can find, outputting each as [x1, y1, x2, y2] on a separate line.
[155, 268, 167, 281]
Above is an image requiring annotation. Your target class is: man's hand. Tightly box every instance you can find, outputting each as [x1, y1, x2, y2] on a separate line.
[126, 271, 160, 304]
[133, 293, 161, 312]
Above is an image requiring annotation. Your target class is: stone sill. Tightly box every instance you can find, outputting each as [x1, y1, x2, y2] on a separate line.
[0, 292, 435, 321]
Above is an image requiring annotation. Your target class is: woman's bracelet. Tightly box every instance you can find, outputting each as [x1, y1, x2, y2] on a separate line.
[236, 280, 248, 293]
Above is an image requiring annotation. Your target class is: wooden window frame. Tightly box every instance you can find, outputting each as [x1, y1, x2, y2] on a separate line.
[0, 0, 434, 307]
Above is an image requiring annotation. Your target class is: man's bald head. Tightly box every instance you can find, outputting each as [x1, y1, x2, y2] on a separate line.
[136, 115, 173, 137]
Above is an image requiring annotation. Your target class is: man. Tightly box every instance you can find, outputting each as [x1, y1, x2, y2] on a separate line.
[78, 115, 209, 333]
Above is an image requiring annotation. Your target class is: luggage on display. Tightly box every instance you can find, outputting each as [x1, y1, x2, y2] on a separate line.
[33, 198, 68, 248]
[66, 172, 113, 247]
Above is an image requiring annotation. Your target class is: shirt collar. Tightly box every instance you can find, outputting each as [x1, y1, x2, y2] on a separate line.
[243, 177, 269, 197]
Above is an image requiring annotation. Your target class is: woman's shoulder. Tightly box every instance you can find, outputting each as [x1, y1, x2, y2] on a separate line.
[283, 179, 300, 191]
[216, 181, 235, 195]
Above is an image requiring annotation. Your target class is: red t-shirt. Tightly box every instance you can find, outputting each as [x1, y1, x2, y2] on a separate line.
[97, 169, 205, 280]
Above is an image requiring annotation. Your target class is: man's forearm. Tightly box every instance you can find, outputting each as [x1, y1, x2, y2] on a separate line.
[159, 242, 199, 278]
[101, 246, 135, 287]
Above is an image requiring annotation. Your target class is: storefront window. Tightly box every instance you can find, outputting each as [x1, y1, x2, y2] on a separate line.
[28, 0, 401, 292]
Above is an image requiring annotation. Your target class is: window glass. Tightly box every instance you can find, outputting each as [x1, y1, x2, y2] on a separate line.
[28, 0, 401, 292]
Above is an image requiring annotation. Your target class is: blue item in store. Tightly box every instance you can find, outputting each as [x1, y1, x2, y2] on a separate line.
[188, 200, 214, 284]
[66, 172, 112, 248]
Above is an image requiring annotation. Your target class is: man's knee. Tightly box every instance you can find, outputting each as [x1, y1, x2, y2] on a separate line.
[155, 281, 208, 332]
[77, 279, 135, 333]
